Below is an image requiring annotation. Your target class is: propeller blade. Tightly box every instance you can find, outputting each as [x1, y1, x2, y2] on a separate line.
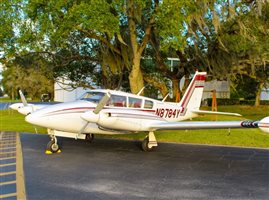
[93, 92, 111, 114]
[78, 122, 89, 135]
[19, 90, 28, 107]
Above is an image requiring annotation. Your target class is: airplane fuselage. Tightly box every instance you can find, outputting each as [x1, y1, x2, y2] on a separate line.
[25, 89, 199, 134]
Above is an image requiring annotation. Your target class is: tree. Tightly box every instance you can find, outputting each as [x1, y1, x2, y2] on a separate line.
[2, 55, 54, 100]
[1, 0, 268, 102]
[1, 0, 194, 94]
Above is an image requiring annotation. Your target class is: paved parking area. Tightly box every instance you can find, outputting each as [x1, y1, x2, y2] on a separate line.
[1, 132, 269, 199]
[0, 132, 26, 200]
[20, 133, 269, 200]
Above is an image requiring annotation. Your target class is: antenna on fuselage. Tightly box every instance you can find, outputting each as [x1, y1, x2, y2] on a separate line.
[137, 87, 145, 96]
[162, 93, 170, 102]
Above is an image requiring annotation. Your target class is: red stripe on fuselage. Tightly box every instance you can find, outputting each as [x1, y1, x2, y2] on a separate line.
[43, 107, 156, 117]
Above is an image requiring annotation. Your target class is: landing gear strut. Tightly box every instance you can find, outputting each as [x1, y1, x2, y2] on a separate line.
[46, 135, 61, 154]
[141, 132, 158, 151]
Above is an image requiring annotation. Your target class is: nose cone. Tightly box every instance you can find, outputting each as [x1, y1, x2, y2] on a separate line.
[259, 116, 269, 134]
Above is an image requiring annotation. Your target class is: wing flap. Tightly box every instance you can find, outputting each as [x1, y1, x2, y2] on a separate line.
[192, 109, 242, 117]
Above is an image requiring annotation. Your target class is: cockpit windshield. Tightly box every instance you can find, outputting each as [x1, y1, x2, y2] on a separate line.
[79, 92, 105, 103]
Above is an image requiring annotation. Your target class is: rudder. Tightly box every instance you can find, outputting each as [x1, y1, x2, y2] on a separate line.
[178, 71, 206, 114]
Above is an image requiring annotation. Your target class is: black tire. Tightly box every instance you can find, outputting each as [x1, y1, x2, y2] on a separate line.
[47, 140, 60, 153]
[85, 134, 94, 143]
[141, 137, 154, 152]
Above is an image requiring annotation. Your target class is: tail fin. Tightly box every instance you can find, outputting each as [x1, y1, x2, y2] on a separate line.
[178, 71, 206, 112]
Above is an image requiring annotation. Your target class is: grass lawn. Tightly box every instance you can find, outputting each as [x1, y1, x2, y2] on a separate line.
[0, 110, 47, 133]
[1, 105, 269, 148]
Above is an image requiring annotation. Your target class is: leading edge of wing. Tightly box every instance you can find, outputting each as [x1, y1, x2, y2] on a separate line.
[146, 120, 258, 131]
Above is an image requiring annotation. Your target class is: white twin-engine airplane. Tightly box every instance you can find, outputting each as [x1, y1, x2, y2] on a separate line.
[10, 71, 269, 153]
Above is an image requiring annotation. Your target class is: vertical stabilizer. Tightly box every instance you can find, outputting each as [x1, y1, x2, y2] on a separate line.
[178, 71, 206, 114]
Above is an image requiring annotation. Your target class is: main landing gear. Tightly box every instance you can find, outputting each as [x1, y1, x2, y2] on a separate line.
[46, 135, 61, 154]
[85, 134, 94, 143]
[141, 132, 158, 152]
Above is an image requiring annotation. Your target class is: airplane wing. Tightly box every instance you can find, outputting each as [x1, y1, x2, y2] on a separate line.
[146, 120, 258, 132]
[192, 109, 242, 117]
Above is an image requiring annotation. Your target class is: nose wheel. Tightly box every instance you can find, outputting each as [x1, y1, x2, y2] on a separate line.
[46, 136, 61, 154]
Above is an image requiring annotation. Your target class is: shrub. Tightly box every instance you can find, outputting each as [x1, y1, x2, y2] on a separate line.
[206, 98, 269, 106]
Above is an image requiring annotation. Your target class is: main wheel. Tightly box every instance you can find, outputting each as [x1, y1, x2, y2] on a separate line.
[85, 134, 94, 143]
[47, 140, 60, 153]
[141, 137, 154, 152]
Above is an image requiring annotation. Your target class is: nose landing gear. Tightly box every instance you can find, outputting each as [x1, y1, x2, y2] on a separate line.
[46, 135, 61, 154]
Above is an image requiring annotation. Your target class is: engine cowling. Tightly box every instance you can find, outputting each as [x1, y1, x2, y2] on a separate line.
[80, 109, 158, 132]
[81, 110, 101, 124]
[18, 105, 35, 115]
[258, 117, 269, 134]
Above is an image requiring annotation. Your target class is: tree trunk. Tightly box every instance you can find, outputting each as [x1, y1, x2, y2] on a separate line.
[143, 75, 168, 98]
[255, 81, 264, 106]
[172, 79, 180, 101]
[11, 87, 14, 100]
[129, 57, 144, 94]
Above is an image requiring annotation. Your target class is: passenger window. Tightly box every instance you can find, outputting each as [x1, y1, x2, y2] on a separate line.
[128, 97, 142, 108]
[107, 95, 126, 107]
[144, 100, 153, 109]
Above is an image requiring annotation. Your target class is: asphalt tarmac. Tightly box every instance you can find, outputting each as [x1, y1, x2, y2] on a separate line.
[20, 133, 269, 200]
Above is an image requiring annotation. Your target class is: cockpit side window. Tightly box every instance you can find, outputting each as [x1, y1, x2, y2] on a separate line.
[128, 97, 142, 108]
[144, 100, 154, 109]
[79, 92, 105, 103]
[107, 95, 126, 107]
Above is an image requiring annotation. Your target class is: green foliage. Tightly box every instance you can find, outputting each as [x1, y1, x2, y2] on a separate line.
[206, 98, 269, 106]
[0, 110, 46, 133]
[1, 0, 269, 99]
[231, 75, 259, 100]
[1, 55, 54, 99]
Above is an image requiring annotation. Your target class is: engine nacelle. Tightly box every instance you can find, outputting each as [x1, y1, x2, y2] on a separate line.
[18, 105, 35, 115]
[81, 109, 160, 132]
[9, 103, 24, 111]
[259, 117, 269, 134]
[81, 110, 100, 123]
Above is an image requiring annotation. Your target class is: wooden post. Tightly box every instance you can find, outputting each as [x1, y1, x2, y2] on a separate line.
[175, 91, 180, 103]
[212, 89, 217, 111]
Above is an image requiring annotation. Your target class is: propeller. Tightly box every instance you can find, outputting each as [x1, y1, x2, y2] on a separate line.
[17, 90, 35, 115]
[93, 92, 111, 114]
[79, 92, 111, 135]
[19, 90, 39, 133]
[19, 90, 28, 107]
